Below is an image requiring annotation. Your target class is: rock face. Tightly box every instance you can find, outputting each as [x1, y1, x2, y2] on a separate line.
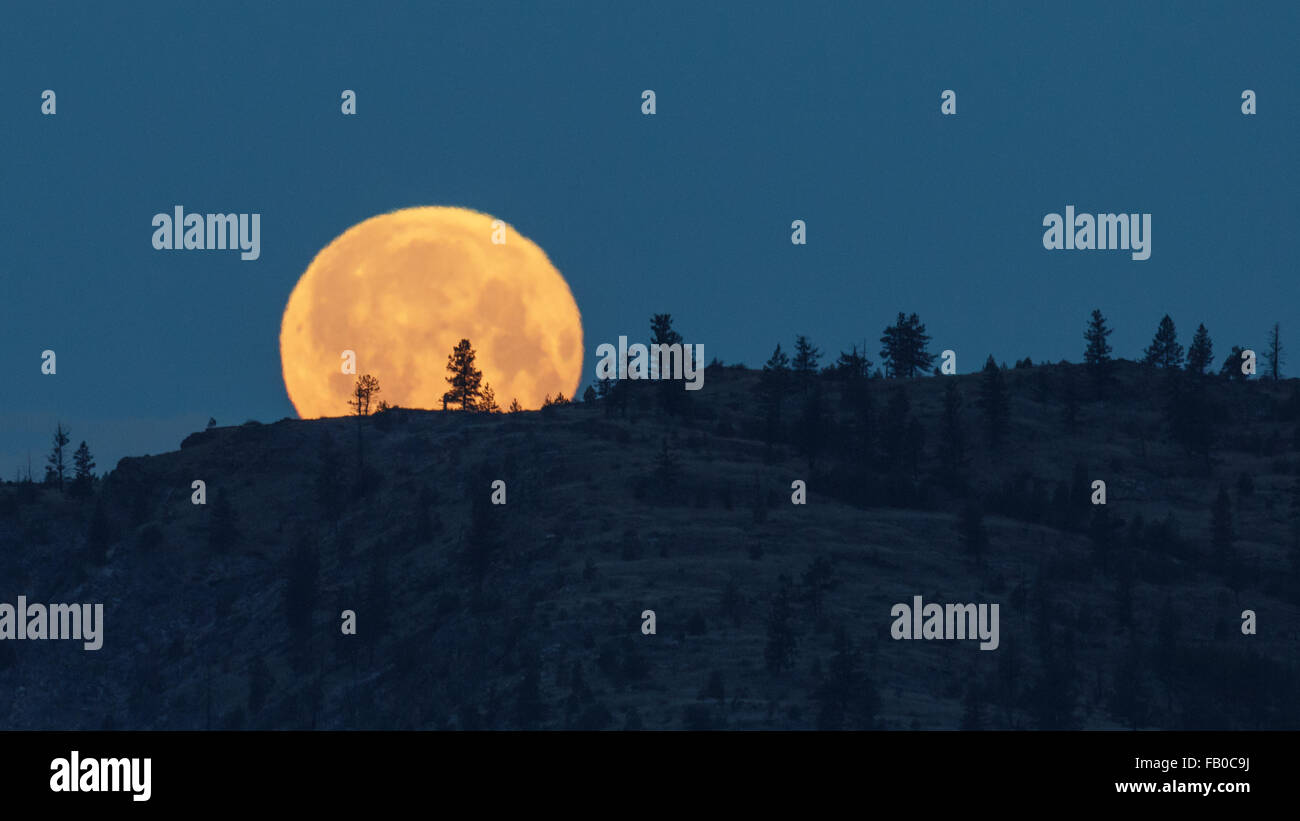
[0, 362, 1298, 730]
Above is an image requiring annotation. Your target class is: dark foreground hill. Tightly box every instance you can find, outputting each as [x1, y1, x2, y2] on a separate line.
[1, 360, 1298, 729]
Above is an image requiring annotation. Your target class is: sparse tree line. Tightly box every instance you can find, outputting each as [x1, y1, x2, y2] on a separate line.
[345, 337, 570, 416]
[760, 308, 1281, 387]
[11, 421, 98, 499]
[735, 308, 1292, 517]
[345, 315, 699, 420]
[342, 310, 1284, 427]
[593, 309, 1286, 437]
[0, 422, 112, 566]
[634, 307, 1300, 618]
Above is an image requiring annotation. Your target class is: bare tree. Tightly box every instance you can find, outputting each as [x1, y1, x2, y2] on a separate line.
[1264, 323, 1284, 381]
[349, 374, 381, 416]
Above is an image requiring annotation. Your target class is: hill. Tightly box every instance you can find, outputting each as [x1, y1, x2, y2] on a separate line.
[1, 359, 1298, 729]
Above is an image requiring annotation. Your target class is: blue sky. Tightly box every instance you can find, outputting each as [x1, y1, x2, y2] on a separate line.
[1, 1, 1296, 473]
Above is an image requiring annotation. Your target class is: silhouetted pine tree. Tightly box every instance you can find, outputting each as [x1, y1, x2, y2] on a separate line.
[1084, 309, 1113, 365]
[1220, 345, 1250, 381]
[879, 313, 933, 378]
[649, 314, 686, 415]
[1083, 309, 1114, 397]
[443, 339, 484, 410]
[71, 441, 95, 498]
[46, 422, 70, 491]
[792, 335, 822, 391]
[1143, 314, 1184, 368]
[833, 344, 872, 381]
[1186, 323, 1214, 375]
[649, 313, 683, 347]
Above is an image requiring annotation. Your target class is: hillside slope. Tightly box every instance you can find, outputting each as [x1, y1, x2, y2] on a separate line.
[1, 360, 1298, 729]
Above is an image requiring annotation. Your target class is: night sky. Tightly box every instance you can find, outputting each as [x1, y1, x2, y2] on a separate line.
[2, 2, 1295, 472]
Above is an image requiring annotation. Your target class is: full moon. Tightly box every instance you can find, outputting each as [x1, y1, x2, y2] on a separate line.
[280, 207, 583, 418]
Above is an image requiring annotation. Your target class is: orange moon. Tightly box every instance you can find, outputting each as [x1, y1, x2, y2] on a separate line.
[280, 207, 583, 418]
